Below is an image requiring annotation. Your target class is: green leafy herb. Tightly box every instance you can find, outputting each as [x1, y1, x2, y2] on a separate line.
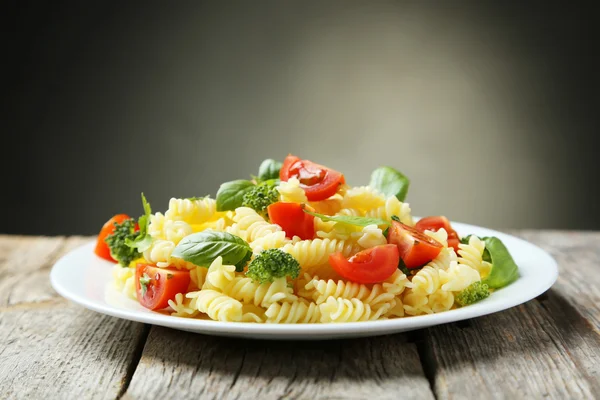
[139, 273, 151, 297]
[302, 208, 390, 227]
[460, 234, 519, 289]
[246, 249, 300, 284]
[216, 180, 255, 211]
[391, 215, 401, 223]
[235, 250, 253, 272]
[105, 218, 141, 266]
[369, 166, 410, 202]
[241, 181, 279, 215]
[397, 257, 411, 276]
[480, 236, 519, 289]
[171, 230, 252, 269]
[456, 281, 490, 306]
[125, 193, 153, 252]
[257, 159, 283, 181]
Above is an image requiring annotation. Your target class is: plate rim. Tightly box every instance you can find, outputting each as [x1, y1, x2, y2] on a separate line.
[50, 221, 559, 338]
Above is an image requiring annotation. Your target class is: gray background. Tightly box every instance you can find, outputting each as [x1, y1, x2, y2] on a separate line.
[3, 1, 597, 235]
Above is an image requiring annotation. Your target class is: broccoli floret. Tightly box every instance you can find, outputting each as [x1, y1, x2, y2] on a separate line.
[246, 249, 300, 284]
[456, 281, 490, 306]
[241, 181, 279, 215]
[105, 219, 141, 266]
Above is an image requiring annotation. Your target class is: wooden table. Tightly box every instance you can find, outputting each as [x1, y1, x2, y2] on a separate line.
[1, 232, 598, 399]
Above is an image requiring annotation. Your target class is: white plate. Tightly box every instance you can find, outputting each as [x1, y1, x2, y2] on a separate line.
[50, 222, 558, 340]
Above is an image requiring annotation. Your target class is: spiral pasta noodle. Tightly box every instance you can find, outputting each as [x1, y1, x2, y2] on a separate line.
[168, 293, 200, 318]
[165, 197, 217, 224]
[307, 277, 396, 307]
[277, 177, 308, 203]
[188, 289, 243, 322]
[458, 235, 492, 279]
[280, 238, 355, 271]
[341, 186, 386, 213]
[222, 276, 297, 307]
[265, 300, 321, 323]
[204, 257, 237, 291]
[231, 207, 281, 242]
[410, 266, 443, 295]
[365, 197, 413, 226]
[353, 224, 387, 249]
[320, 297, 390, 322]
[439, 261, 481, 292]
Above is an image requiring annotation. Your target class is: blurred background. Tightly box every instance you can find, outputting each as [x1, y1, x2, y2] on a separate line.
[3, 1, 598, 235]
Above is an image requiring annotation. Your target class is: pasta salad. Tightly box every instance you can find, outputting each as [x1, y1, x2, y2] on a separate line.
[95, 155, 519, 323]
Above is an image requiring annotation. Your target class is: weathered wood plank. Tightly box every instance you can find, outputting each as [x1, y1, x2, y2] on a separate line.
[423, 231, 600, 399]
[514, 230, 600, 331]
[0, 303, 148, 400]
[0, 235, 92, 307]
[124, 327, 434, 400]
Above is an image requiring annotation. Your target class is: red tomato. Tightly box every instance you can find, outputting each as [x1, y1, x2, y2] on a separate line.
[388, 221, 443, 269]
[280, 154, 345, 201]
[267, 202, 314, 240]
[94, 214, 132, 262]
[329, 245, 399, 284]
[415, 216, 460, 252]
[135, 264, 191, 310]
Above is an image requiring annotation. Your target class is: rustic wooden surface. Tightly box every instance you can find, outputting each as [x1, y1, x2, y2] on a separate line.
[0, 232, 598, 400]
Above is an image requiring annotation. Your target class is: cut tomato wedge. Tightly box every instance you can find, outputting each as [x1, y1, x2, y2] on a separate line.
[329, 244, 399, 284]
[280, 154, 345, 201]
[94, 214, 132, 262]
[267, 202, 314, 240]
[135, 264, 191, 310]
[415, 216, 460, 252]
[388, 221, 443, 269]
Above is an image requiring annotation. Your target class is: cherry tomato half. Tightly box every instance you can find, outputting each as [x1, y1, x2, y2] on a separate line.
[329, 244, 400, 284]
[415, 216, 460, 252]
[267, 202, 315, 240]
[135, 264, 191, 310]
[94, 214, 132, 262]
[280, 154, 345, 201]
[388, 221, 443, 269]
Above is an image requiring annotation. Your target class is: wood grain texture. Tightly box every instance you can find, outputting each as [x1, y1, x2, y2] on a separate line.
[0, 303, 148, 400]
[124, 327, 434, 400]
[0, 235, 92, 307]
[424, 230, 600, 399]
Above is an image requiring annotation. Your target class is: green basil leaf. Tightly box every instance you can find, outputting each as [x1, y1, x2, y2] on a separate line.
[369, 166, 410, 202]
[257, 159, 282, 181]
[303, 208, 390, 227]
[481, 236, 520, 289]
[216, 180, 255, 211]
[126, 193, 153, 252]
[461, 234, 519, 289]
[397, 257, 411, 276]
[171, 230, 252, 268]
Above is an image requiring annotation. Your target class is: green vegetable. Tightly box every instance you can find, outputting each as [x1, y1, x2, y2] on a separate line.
[125, 193, 153, 253]
[369, 166, 410, 202]
[139, 273, 151, 297]
[303, 208, 390, 227]
[257, 159, 282, 181]
[460, 235, 519, 289]
[480, 236, 519, 289]
[171, 230, 252, 272]
[105, 218, 141, 266]
[216, 180, 255, 211]
[246, 249, 300, 284]
[397, 257, 411, 276]
[241, 181, 279, 215]
[456, 281, 490, 306]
